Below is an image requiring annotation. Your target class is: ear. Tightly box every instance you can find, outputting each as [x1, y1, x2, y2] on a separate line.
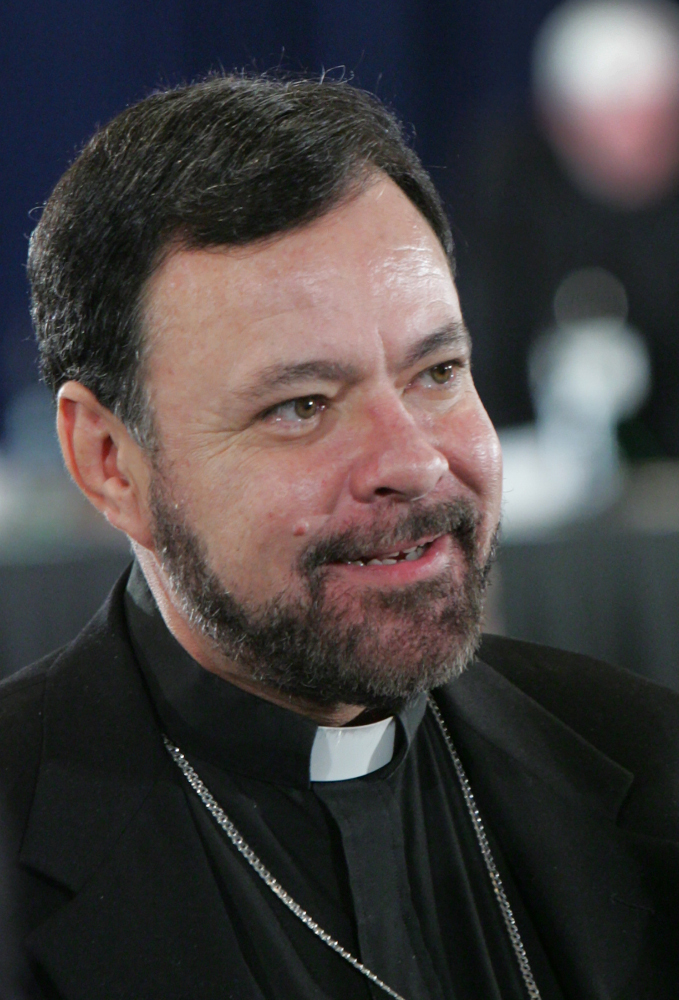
[56, 381, 155, 548]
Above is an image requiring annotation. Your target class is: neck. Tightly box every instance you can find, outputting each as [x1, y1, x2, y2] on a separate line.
[199, 666, 369, 727]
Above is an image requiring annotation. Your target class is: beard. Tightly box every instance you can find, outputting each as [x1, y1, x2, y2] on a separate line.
[149, 472, 497, 713]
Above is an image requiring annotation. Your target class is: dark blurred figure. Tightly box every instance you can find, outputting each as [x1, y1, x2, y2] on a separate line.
[457, 0, 679, 458]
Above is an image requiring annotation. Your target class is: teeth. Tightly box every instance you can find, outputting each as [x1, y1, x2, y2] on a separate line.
[348, 544, 427, 566]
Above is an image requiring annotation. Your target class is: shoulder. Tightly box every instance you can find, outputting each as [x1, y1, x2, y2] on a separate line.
[478, 632, 679, 721]
[0, 654, 57, 846]
[476, 632, 679, 787]
[0, 569, 133, 846]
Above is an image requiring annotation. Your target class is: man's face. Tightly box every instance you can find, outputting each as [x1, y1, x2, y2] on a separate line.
[142, 178, 502, 708]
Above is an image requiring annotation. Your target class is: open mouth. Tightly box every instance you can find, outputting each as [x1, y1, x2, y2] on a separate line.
[341, 540, 435, 567]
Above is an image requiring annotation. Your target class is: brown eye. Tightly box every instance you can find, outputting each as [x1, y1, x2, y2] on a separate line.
[430, 362, 455, 384]
[293, 396, 320, 419]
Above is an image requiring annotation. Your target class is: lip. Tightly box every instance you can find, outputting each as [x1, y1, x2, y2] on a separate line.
[340, 532, 441, 564]
[327, 533, 456, 584]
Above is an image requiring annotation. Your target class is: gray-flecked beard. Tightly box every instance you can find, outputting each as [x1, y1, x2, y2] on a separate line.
[149, 473, 497, 713]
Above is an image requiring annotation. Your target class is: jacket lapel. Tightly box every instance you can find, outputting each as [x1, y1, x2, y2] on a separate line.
[442, 656, 634, 820]
[437, 656, 679, 997]
[25, 776, 265, 1000]
[18, 579, 266, 999]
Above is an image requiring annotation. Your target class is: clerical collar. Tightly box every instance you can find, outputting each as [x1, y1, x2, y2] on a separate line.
[311, 716, 396, 781]
[124, 562, 426, 789]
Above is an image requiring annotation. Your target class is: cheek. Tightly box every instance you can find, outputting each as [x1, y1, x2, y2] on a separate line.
[187, 449, 343, 578]
[443, 407, 503, 510]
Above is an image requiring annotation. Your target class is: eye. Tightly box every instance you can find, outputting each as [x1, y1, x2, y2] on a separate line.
[292, 396, 322, 419]
[429, 361, 456, 385]
[418, 360, 461, 388]
[263, 394, 327, 425]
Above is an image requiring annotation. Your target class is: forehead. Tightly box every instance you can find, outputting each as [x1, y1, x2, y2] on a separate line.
[143, 178, 460, 383]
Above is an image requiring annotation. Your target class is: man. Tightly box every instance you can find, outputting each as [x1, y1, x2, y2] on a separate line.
[0, 75, 677, 999]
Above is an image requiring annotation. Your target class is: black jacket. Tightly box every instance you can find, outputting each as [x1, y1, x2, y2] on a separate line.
[1, 571, 677, 999]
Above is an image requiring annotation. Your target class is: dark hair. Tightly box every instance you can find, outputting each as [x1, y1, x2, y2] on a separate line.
[28, 74, 454, 447]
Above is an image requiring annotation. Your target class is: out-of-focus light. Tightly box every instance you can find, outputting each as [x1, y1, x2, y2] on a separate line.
[499, 267, 651, 539]
[533, 0, 679, 107]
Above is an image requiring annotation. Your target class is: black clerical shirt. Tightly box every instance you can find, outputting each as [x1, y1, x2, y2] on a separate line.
[125, 564, 560, 1000]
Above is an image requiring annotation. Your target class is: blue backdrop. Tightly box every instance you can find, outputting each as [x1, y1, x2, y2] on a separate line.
[0, 0, 557, 433]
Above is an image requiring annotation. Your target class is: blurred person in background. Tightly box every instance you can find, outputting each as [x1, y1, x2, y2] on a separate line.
[457, 0, 679, 459]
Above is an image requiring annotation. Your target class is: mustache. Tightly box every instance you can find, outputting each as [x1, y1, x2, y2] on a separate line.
[299, 498, 480, 574]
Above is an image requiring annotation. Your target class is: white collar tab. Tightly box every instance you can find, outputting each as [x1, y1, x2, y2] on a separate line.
[309, 716, 396, 782]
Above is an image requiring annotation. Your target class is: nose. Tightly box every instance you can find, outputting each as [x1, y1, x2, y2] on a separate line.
[348, 400, 449, 503]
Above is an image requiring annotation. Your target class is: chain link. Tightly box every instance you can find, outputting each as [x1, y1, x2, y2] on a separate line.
[426, 696, 542, 1000]
[163, 736, 407, 1000]
[164, 698, 542, 1000]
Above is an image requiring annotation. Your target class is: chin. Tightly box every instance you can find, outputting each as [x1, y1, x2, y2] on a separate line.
[150, 470, 496, 709]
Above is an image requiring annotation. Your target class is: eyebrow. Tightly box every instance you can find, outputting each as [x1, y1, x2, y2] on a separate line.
[237, 319, 471, 401]
[401, 320, 471, 368]
[237, 360, 362, 401]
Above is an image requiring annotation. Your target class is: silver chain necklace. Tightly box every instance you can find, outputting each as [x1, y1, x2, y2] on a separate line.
[163, 695, 542, 1000]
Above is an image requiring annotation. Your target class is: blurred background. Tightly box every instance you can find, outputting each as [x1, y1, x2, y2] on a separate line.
[2, 0, 679, 690]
